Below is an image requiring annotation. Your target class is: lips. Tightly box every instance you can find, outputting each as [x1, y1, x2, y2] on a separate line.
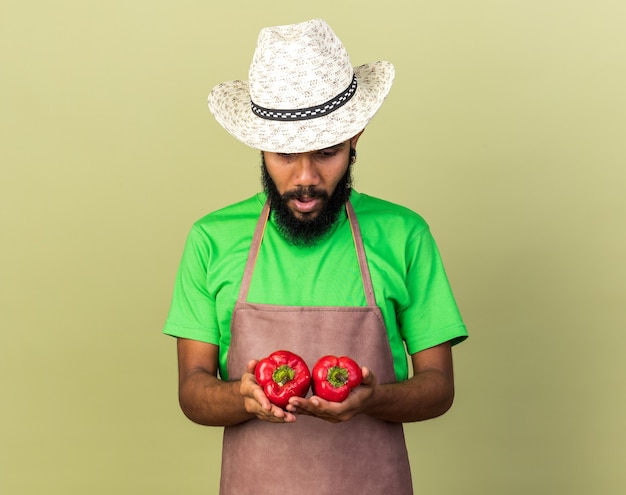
[291, 196, 321, 214]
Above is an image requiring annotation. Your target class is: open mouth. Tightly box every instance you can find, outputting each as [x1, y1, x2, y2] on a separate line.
[291, 196, 321, 214]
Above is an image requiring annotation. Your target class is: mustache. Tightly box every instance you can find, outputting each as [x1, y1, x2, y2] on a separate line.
[281, 186, 329, 201]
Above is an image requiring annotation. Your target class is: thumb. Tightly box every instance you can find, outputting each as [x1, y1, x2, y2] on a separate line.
[247, 359, 259, 375]
[360, 366, 376, 387]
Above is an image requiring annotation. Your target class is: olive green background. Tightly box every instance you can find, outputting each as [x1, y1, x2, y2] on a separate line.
[2, 1, 625, 494]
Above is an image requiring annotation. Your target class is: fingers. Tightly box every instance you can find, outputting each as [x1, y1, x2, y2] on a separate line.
[240, 361, 378, 424]
[287, 368, 377, 423]
[287, 396, 353, 423]
[240, 365, 297, 423]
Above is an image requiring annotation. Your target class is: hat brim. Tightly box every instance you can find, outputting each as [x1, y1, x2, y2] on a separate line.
[208, 61, 394, 153]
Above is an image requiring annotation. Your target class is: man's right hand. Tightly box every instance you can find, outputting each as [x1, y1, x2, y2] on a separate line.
[240, 360, 298, 423]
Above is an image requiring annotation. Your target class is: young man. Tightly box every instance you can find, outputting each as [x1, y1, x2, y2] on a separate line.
[164, 19, 468, 495]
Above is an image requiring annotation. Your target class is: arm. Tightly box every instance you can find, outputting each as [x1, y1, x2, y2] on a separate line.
[364, 341, 455, 422]
[176, 338, 298, 426]
[287, 341, 455, 423]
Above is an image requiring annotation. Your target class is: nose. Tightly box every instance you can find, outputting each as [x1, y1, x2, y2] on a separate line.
[292, 155, 320, 187]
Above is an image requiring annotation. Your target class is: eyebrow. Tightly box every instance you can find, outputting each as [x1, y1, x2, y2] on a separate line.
[320, 142, 348, 152]
[274, 141, 348, 155]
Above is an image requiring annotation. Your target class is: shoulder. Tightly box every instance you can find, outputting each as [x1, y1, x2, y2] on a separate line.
[180, 194, 265, 258]
[191, 194, 265, 236]
[350, 191, 430, 239]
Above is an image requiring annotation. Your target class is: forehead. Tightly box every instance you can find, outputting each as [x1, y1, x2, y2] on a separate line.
[269, 140, 349, 155]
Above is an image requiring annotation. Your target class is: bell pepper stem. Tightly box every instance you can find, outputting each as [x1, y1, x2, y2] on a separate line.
[272, 365, 296, 386]
[326, 366, 349, 388]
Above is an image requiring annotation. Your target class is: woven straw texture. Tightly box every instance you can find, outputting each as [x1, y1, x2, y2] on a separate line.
[208, 19, 394, 153]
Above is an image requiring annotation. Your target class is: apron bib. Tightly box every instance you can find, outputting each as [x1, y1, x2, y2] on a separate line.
[220, 201, 413, 495]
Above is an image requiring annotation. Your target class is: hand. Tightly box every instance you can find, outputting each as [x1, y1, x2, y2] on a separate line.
[286, 366, 376, 423]
[240, 360, 298, 423]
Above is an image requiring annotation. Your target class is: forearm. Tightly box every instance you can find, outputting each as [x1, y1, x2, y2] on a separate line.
[179, 370, 253, 427]
[286, 343, 456, 424]
[365, 368, 455, 423]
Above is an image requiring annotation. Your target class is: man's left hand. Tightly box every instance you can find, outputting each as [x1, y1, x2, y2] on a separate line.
[285, 366, 376, 423]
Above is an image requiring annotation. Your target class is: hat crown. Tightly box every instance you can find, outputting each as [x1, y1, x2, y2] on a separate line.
[248, 19, 353, 110]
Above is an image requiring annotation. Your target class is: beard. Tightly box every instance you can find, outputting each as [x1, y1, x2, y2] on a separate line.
[261, 156, 353, 246]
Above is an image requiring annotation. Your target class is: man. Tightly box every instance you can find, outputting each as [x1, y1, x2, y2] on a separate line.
[164, 19, 467, 495]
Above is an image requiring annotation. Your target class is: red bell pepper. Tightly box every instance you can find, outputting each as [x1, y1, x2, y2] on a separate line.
[255, 350, 311, 408]
[312, 355, 363, 402]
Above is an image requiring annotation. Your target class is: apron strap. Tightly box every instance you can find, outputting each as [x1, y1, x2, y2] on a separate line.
[346, 201, 377, 307]
[237, 201, 270, 302]
[237, 200, 377, 307]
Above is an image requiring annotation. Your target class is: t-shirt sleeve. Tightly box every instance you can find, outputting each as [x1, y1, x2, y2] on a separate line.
[162, 226, 220, 344]
[400, 227, 468, 354]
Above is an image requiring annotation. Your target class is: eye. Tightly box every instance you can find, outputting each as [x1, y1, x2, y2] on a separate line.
[276, 152, 296, 162]
[317, 149, 338, 158]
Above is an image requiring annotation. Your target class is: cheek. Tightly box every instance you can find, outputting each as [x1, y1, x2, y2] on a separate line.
[325, 164, 350, 188]
[264, 166, 290, 193]
[273, 173, 294, 194]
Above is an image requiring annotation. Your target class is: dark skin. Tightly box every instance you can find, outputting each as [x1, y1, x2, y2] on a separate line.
[177, 338, 454, 425]
[176, 133, 456, 426]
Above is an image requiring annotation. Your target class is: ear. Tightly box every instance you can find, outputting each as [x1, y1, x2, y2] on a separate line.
[350, 129, 365, 149]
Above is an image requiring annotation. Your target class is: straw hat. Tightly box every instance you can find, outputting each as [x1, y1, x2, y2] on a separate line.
[208, 19, 395, 153]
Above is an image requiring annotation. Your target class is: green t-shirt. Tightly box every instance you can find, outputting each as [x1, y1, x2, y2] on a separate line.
[163, 190, 467, 381]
